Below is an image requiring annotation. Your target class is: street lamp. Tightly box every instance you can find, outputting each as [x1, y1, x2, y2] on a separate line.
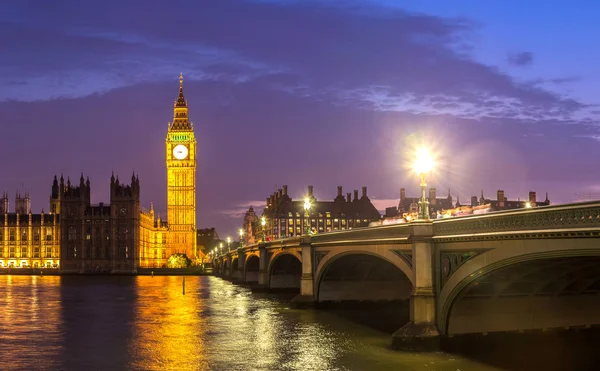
[260, 216, 266, 242]
[413, 147, 435, 220]
[219, 242, 223, 255]
[303, 197, 312, 235]
[238, 228, 244, 247]
[226, 237, 231, 252]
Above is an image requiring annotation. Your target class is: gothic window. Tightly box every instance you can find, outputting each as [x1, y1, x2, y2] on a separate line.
[9, 230, 15, 241]
[46, 228, 52, 241]
[0, 230, 3, 240]
[34, 247, 40, 258]
[68, 227, 76, 241]
[21, 229, 27, 241]
[33, 229, 40, 241]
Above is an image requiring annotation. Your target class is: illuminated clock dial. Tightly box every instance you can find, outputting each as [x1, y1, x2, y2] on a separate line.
[173, 144, 189, 160]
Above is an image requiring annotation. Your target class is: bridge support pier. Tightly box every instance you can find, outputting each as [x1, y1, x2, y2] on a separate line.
[392, 222, 440, 351]
[252, 245, 270, 292]
[291, 239, 315, 308]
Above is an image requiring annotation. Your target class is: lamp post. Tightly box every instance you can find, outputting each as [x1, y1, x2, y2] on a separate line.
[303, 197, 312, 235]
[219, 242, 223, 256]
[413, 147, 434, 220]
[226, 237, 231, 252]
[238, 228, 244, 248]
[260, 216, 266, 242]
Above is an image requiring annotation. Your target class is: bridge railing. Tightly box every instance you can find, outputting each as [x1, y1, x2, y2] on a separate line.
[433, 200, 600, 236]
[225, 201, 600, 255]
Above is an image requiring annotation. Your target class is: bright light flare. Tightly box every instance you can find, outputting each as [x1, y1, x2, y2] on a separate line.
[525, 202, 532, 208]
[303, 197, 312, 211]
[261, 217, 266, 226]
[413, 147, 435, 175]
[238, 229, 244, 237]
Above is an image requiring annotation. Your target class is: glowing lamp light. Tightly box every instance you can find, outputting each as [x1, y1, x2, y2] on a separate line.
[261, 217, 266, 227]
[525, 202, 532, 208]
[303, 197, 312, 212]
[238, 228, 244, 238]
[413, 147, 435, 175]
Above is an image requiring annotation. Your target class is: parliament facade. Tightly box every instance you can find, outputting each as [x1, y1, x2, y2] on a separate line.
[0, 75, 198, 271]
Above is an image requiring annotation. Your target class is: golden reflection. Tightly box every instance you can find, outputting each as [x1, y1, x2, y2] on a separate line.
[130, 276, 208, 371]
[0, 275, 63, 370]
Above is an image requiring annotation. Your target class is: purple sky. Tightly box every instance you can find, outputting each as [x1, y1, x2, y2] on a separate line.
[1, 0, 599, 238]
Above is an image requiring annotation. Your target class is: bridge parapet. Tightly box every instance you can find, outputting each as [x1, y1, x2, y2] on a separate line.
[310, 223, 412, 247]
[433, 201, 600, 237]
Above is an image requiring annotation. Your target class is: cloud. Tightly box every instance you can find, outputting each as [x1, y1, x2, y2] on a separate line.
[220, 201, 265, 219]
[507, 51, 534, 67]
[0, 0, 592, 122]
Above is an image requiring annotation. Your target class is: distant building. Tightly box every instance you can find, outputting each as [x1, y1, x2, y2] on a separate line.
[254, 185, 381, 241]
[385, 187, 551, 219]
[470, 190, 550, 210]
[385, 187, 455, 218]
[196, 227, 220, 256]
[59, 173, 140, 273]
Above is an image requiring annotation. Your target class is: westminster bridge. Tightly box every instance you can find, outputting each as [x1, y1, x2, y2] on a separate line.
[213, 201, 600, 349]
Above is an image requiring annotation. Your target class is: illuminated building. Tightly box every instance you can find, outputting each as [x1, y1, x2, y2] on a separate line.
[253, 185, 381, 241]
[139, 74, 198, 267]
[0, 191, 60, 268]
[1, 74, 199, 271]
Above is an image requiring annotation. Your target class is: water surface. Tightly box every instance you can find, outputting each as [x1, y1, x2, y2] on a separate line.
[0, 275, 500, 370]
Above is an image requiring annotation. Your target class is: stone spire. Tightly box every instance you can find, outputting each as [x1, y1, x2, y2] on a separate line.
[175, 72, 187, 108]
[169, 73, 192, 131]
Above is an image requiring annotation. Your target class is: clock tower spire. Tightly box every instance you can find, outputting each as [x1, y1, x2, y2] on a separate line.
[166, 73, 197, 260]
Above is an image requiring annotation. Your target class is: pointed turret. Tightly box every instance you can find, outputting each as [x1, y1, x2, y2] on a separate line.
[175, 72, 187, 108]
[169, 73, 192, 131]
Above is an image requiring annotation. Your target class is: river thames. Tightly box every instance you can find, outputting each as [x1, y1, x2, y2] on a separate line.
[0, 275, 596, 371]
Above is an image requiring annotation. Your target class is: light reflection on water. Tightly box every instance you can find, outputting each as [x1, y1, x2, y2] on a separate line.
[0, 276, 497, 371]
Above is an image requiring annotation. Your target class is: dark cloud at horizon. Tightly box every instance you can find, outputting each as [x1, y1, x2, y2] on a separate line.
[0, 0, 599, 236]
[507, 51, 534, 67]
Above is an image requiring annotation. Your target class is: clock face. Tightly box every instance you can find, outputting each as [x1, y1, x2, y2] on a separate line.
[119, 207, 127, 216]
[173, 144, 189, 160]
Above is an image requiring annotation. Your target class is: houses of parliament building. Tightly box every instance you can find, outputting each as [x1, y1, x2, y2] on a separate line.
[0, 75, 198, 271]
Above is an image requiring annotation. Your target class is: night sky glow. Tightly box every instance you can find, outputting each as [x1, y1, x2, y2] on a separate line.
[1, 0, 599, 238]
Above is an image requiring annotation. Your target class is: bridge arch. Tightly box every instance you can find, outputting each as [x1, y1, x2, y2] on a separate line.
[439, 239, 600, 336]
[244, 253, 260, 283]
[268, 251, 302, 290]
[315, 247, 414, 302]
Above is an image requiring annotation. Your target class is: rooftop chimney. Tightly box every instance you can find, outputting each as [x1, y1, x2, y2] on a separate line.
[353, 190, 358, 201]
[400, 188, 406, 202]
[497, 190, 505, 208]
[429, 188, 437, 205]
[282, 185, 288, 195]
[529, 191, 537, 206]
[346, 192, 351, 203]
[361, 186, 367, 199]
[308, 185, 313, 197]
[337, 186, 343, 197]
[471, 196, 478, 206]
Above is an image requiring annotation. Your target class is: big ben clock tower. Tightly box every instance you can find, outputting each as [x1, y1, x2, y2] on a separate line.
[166, 73, 197, 259]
